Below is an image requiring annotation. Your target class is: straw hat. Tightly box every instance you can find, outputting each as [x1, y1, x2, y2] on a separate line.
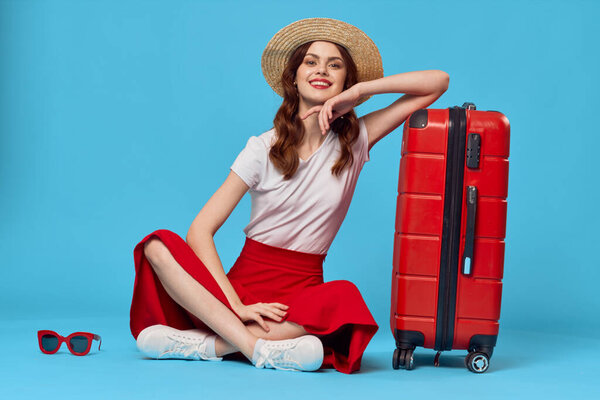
[261, 18, 383, 105]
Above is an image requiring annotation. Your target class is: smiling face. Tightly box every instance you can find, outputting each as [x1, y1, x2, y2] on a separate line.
[295, 41, 348, 108]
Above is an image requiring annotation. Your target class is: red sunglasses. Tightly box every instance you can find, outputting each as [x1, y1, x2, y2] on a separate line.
[37, 330, 102, 356]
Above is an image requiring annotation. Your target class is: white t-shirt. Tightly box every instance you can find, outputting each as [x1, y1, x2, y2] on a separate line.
[230, 118, 370, 255]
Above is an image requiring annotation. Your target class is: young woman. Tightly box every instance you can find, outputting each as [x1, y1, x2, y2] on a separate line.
[129, 18, 449, 374]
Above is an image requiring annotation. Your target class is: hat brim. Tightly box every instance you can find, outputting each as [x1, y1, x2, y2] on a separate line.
[261, 18, 383, 106]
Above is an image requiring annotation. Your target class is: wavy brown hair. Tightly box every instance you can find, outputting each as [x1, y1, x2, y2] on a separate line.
[270, 41, 360, 180]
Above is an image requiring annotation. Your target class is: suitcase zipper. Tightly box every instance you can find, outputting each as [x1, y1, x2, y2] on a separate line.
[435, 106, 467, 351]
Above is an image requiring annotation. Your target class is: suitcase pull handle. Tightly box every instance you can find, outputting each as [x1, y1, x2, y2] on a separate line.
[462, 186, 477, 275]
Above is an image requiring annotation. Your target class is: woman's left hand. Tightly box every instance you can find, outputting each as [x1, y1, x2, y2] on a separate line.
[301, 85, 361, 135]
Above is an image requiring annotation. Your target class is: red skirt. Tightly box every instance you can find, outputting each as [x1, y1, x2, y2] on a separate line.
[129, 229, 378, 374]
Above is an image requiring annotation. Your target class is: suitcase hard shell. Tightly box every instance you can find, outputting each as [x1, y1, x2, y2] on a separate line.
[390, 103, 510, 373]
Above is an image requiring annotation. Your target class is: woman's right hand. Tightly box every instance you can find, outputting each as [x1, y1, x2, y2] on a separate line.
[233, 302, 289, 332]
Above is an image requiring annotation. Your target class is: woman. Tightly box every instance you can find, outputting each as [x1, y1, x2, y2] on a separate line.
[130, 18, 449, 373]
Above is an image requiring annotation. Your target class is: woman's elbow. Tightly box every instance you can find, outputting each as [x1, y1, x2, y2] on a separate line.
[185, 229, 197, 245]
[437, 70, 450, 93]
[186, 217, 216, 244]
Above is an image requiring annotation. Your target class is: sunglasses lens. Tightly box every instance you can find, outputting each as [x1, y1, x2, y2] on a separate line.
[69, 336, 90, 354]
[41, 334, 59, 352]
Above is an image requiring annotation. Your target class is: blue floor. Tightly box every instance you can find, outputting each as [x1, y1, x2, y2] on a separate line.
[2, 316, 598, 399]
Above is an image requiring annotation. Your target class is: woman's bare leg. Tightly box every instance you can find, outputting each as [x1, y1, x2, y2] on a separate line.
[215, 321, 308, 357]
[143, 238, 258, 360]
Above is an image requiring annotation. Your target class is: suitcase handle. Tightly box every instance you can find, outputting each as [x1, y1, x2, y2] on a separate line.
[462, 186, 477, 275]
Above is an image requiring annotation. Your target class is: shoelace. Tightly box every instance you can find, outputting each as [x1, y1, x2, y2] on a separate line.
[255, 342, 303, 371]
[161, 334, 208, 360]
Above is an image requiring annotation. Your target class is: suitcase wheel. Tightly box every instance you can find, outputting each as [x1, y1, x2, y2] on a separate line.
[392, 348, 414, 370]
[404, 348, 414, 370]
[392, 348, 400, 369]
[465, 352, 490, 373]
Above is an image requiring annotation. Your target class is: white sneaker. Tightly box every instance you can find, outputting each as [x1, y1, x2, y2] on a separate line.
[136, 325, 222, 361]
[252, 335, 323, 372]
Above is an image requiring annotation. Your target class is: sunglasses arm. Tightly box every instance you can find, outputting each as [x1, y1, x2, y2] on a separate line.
[94, 334, 102, 351]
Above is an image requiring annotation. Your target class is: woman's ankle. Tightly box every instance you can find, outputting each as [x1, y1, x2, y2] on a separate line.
[215, 336, 233, 357]
[215, 335, 258, 359]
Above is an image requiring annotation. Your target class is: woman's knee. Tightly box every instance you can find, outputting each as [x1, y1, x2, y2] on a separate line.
[331, 280, 360, 295]
[144, 238, 172, 268]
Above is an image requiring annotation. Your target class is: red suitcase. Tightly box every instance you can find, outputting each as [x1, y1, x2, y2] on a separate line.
[390, 102, 510, 373]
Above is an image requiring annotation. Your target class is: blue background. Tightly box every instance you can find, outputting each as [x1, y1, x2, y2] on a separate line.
[1, 0, 598, 398]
